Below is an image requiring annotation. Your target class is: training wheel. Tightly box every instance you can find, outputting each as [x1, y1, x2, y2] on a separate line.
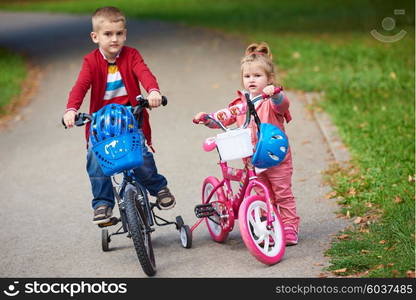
[180, 225, 192, 249]
[101, 229, 110, 252]
[175, 216, 184, 230]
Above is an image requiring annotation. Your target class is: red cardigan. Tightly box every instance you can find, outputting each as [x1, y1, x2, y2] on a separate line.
[66, 46, 159, 149]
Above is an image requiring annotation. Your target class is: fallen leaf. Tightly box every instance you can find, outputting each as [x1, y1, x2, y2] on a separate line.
[353, 270, 369, 277]
[408, 175, 415, 182]
[346, 210, 351, 218]
[390, 72, 397, 80]
[337, 234, 350, 240]
[387, 263, 394, 267]
[407, 270, 415, 278]
[325, 191, 337, 199]
[379, 240, 387, 244]
[365, 202, 373, 208]
[393, 196, 403, 204]
[375, 264, 384, 269]
[353, 217, 363, 224]
[361, 250, 370, 254]
[336, 213, 344, 218]
[319, 273, 328, 278]
[334, 268, 347, 273]
[392, 270, 400, 276]
[348, 187, 356, 196]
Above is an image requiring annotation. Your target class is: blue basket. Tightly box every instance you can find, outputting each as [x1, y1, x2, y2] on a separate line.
[92, 132, 143, 176]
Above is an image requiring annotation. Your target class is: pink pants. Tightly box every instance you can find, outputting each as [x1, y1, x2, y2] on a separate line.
[255, 151, 300, 233]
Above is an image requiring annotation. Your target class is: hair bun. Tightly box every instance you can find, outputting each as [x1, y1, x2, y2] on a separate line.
[245, 42, 272, 59]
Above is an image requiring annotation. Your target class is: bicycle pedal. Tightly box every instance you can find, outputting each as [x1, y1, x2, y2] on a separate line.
[194, 204, 215, 218]
[98, 217, 119, 228]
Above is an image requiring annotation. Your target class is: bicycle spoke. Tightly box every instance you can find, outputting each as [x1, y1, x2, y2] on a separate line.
[254, 206, 262, 224]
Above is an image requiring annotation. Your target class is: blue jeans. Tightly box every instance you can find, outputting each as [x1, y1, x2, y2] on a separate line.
[86, 130, 168, 209]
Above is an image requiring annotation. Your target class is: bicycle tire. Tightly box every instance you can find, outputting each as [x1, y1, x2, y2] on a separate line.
[202, 176, 231, 243]
[238, 195, 285, 265]
[124, 187, 156, 276]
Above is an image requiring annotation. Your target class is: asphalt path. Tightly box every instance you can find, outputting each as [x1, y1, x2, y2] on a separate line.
[0, 12, 348, 277]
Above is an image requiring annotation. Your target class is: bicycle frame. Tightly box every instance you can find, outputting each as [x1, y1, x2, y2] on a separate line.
[191, 159, 275, 233]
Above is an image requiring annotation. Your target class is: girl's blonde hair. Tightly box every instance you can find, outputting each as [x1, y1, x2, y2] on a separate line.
[241, 42, 277, 86]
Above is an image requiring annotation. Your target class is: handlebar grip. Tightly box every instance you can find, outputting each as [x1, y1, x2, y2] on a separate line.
[74, 113, 87, 127]
[136, 95, 168, 108]
[161, 95, 168, 106]
[62, 113, 91, 129]
[193, 114, 208, 124]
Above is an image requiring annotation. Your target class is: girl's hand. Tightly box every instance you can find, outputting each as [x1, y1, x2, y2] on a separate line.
[193, 112, 208, 124]
[147, 90, 162, 108]
[262, 85, 276, 97]
[63, 110, 77, 128]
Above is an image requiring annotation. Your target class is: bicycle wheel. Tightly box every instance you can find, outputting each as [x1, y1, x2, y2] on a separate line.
[202, 176, 232, 243]
[238, 195, 285, 265]
[124, 187, 156, 276]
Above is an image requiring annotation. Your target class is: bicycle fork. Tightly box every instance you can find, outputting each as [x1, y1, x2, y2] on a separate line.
[244, 179, 275, 230]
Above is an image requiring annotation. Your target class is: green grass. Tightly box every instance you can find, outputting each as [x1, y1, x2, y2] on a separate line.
[0, 47, 27, 115]
[0, 0, 414, 277]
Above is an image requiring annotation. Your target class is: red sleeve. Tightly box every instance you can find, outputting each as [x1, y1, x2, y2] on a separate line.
[131, 49, 159, 93]
[66, 57, 92, 111]
[270, 92, 289, 115]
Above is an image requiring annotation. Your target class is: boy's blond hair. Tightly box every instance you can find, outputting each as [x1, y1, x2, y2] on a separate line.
[92, 6, 126, 32]
[241, 42, 277, 86]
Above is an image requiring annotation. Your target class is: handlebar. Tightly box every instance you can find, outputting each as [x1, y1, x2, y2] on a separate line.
[193, 86, 283, 131]
[62, 95, 168, 129]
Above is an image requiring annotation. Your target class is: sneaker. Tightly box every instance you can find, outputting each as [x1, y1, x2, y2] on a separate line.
[92, 205, 113, 224]
[284, 226, 298, 246]
[156, 187, 176, 210]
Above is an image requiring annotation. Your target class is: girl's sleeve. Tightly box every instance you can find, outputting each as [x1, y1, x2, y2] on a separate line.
[270, 92, 289, 115]
[66, 57, 92, 112]
[131, 49, 159, 93]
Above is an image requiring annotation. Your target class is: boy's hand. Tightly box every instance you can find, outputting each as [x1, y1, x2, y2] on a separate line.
[147, 90, 162, 108]
[262, 85, 276, 97]
[63, 110, 77, 128]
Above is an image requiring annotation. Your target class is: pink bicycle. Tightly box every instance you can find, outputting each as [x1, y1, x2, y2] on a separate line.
[191, 88, 286, 265]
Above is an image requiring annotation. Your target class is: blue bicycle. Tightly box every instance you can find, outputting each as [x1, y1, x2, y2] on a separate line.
[63, 96, 192, 276]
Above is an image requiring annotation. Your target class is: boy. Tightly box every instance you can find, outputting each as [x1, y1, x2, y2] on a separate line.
[63, 6, 175, 225]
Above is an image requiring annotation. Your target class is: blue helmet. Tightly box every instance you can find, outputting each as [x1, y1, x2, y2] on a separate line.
[90, 103, 137, 145]
[252, 123, 289, 169]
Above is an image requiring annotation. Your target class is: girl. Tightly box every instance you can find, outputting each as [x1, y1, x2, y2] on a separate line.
[193, 42, 300, 245]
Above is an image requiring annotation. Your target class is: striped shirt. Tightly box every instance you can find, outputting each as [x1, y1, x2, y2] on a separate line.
[104, 63, 128, 102]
